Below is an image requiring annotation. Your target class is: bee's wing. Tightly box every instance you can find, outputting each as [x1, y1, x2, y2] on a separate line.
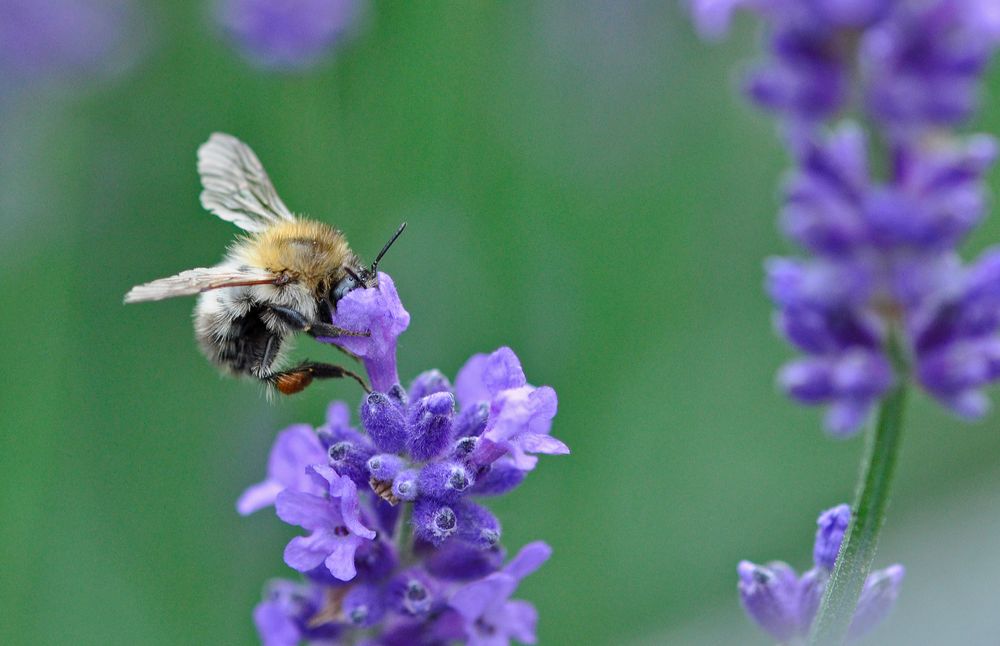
[124, 266, 278, 303]
[197, 133, 296, 232]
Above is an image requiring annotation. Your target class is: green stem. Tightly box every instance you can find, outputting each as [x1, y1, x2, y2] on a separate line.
[808, 335, 909, 646]
[395, 502, 415, 567]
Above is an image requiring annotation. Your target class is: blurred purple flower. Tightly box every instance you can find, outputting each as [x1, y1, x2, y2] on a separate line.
[216, 0, 362, 71]
[694, 0, 1000, 434]
[0, 0, 145, 89]
[738, 505, 904, 641]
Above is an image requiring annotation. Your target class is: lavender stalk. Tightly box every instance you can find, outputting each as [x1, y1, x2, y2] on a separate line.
[810, 334, 908, 645]
[692, 1, 1000, 643]
[239, 273, 569, 645]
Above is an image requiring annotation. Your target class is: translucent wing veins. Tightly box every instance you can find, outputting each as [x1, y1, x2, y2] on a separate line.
[197, 132, 296, 232]
[124, 266, 278, 303]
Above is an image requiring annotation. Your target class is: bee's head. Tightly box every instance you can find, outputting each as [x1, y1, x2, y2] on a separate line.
[330, 222, 406, 303]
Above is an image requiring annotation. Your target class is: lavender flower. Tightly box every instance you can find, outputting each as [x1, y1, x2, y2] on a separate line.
[449, 541, 552, 646]
[693, 0, 1000, 434]
[240, 273, 567, 643]
[0, 0, 144, 89]
[738, 504, 904, 643]
[276, 464, 376, 581]
[216, 0, 362, 71]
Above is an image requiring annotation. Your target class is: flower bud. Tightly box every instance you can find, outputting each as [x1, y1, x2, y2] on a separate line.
[454, 500, 501, 549]
[392, 469, 419, 502]
[361, 392, 407, 454]
[343, 583, 385, 627]
[813, 504, 851, 570]
[470, 460, 525, 496]
[417, 461, 474, 503]
[413, 499, 457, 545]
[425, 541, 504, 581]
[452, 402, 488, 438]
[405, 392, 455, 461]
[327, 440, 374, 487]
[408, 369, 452, 402]
[367, 453, 405, 482]
[389, 569, 438, 617]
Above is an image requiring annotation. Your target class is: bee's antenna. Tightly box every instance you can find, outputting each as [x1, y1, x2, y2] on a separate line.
[371, 222, 407, 274]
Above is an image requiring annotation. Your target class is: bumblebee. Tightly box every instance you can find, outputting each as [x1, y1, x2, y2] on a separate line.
[125, 133, 404, 395]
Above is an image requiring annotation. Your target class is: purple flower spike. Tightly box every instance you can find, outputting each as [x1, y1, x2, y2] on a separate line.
[237, 424, 326, 515]
[449, 541, 551, 646]
[275, 465, 375, 581]
[242, 273, 561, 642]
[694, 0, 1000, 433]
[216, 0, 361, 71]
[326, 272, 410, 392]
[813, 504, 851, 570]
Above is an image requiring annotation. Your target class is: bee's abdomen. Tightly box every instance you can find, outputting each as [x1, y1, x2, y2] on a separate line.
[195, 296, 283, 378]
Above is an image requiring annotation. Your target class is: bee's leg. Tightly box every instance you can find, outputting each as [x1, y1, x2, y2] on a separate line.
[267, 361, 370, 395]
[259, 334, 281, 372]
[268, 305, 370, 338]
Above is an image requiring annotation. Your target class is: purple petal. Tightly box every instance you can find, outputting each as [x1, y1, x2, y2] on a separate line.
[325, 535, 364, 581]
[326, 272, 410, 392]
[823, 398, 873, 436]
[455, 347, 527, 409]
[849, 564, 905, 640]
[455, 353, 491, 409]
[450, 573, 517, 620]
[330, 473, 375, 540]
[236, 480, 285, 516]
[275, 490, 333, 531]
[503, 541, 553, 581]
[499, 599, 539, 644]
[266, 424, 326, 482]
[283, 531, 334, 572]
[515, 433, 570, 456]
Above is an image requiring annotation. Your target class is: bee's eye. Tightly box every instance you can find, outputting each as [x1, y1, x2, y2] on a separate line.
[331, 274, 360, 303]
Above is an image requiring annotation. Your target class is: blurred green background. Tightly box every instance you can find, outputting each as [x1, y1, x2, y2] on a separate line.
[3, 1, 1000, 644]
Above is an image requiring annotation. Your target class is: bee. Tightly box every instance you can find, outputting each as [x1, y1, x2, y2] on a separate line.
[124, 132, 405, 396]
